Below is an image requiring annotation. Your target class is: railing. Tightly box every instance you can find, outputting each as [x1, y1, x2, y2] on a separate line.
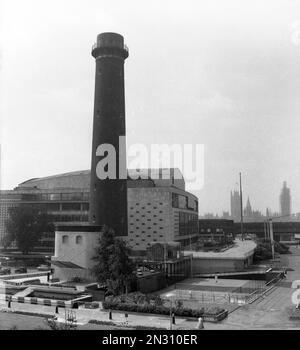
[91, 42, 128, 54]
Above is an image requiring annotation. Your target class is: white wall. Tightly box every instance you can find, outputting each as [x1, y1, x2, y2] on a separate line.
[53, 231, 101, 269]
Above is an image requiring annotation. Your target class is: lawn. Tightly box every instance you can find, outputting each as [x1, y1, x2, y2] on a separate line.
[0, 311, 50, 330]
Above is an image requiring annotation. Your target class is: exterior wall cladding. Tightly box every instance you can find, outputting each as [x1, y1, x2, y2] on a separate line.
[127, 186, 198, 252]
[0, 169, 198, 252]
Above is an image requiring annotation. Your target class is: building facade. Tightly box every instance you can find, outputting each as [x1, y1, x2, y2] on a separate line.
[0, 168, 198, 253]
[0, 172, 90, 249]
[233, 221, 299, 242]
[198, 219, 234, 244]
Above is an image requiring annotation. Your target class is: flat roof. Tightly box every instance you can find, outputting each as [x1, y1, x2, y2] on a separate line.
[184, 239, 257, 260]
[176, 278, 252, 289]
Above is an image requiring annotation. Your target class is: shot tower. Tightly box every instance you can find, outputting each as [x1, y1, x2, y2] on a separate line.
[89, 33, 129, 235]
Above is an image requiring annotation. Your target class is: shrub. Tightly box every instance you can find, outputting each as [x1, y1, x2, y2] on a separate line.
[71, 277, 82, 283]
[204, 306, 224, 315]
[153, 296, 164, 307]
[102, 292, 226, 319]
[175, 300, 183, 309]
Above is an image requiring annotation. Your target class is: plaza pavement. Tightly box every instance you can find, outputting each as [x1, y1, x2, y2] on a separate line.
[0, 302, 200, 330]
[1, 246, 300, 330]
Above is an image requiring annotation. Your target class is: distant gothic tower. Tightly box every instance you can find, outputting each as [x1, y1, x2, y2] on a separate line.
[280, 181, 291, 217]
[244, 197, 252, 218]
[230, 190, 241, 222]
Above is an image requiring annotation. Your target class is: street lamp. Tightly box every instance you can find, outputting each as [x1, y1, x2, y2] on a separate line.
[165, 292, 175, 330]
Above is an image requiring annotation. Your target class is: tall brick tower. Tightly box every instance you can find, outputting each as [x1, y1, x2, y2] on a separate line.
[89, 32, 128, 236]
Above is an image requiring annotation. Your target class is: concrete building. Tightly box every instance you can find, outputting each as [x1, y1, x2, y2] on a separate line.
[51, 223, 102, 281]
[0, 168, 198, 251]
[184, 240, 257, 275]
[145, 242, 192, 283]
[0, 173, 90, 249]
[49, 167, 198, 281]
[127, 172, 198, 254]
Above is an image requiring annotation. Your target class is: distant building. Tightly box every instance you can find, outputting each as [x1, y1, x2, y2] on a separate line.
[233, 221, 299, 242]
[230, 190, 241, 222]
[280, 181, 291, 218]
[198, 219, 234, 244]
[244, 197, 252, 218]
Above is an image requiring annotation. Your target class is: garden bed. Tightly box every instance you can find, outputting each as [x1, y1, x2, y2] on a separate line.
[103, 292, 228, 322]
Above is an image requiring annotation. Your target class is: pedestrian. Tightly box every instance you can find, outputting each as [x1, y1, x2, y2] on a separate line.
[8, 297, 11, 309]
[125, 312, 128, 325]
[196, 317, 204, 329]
[109, 309, 112, 320]
[55, 305, 59, 314]
[172, 312, 176, 325]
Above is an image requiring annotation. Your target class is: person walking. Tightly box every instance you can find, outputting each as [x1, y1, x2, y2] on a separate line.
[172, 313, 176, 325]
[196, 317, 204, 329]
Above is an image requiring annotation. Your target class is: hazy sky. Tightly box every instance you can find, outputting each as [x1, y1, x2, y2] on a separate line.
[1, 0, 300, 215]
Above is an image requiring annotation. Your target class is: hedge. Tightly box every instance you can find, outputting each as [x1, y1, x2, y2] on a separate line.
[102, 299, 225, 318]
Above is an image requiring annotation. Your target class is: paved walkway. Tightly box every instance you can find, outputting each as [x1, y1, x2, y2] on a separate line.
[2, 247, 300, 330]
[0, 302, 200, 330]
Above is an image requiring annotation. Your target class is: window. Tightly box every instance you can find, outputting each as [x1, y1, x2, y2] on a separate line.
[50, 193, 61, 201]
[61, 193, 83, 201]
[82, 203, 89, 211]
[172, 193, 179, 208]
[76, 235, 82, 244]
[47, 203, 60, 211]
[62, 235, 69, 244]
[61, 203, 81, 211]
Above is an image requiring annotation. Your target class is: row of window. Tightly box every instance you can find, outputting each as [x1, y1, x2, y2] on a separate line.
[19, 192, 89, 202]
[178, 212, 198, 236]
[46, 203, 89, 211]
[50, 214, 89, 222]
[62, 235, 82, 244]
[172, 193, 198, 212]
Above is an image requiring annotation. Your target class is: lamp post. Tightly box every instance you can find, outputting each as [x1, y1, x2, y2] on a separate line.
[165, 293, 174, 330]
[268, 218, 275, 261]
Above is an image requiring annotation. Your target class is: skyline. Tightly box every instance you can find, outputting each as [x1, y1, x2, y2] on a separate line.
[1, 0, 300, 215]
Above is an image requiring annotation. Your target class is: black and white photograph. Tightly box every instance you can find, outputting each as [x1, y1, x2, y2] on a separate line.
[1, 0, 300, 337]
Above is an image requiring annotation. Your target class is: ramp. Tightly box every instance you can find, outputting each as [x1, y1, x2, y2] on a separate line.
[14, 287, 33, 298]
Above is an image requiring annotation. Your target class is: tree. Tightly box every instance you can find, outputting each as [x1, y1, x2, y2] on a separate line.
[5, 204, 54, 254]
[92, 226, 136, 295]
[0, 234, 14, 250]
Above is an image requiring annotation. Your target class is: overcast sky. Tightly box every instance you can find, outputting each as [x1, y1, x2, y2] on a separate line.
[1, 0, 300, 215]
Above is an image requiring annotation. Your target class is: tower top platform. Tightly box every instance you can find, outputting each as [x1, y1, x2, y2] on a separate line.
[92, 32, 128, 59]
